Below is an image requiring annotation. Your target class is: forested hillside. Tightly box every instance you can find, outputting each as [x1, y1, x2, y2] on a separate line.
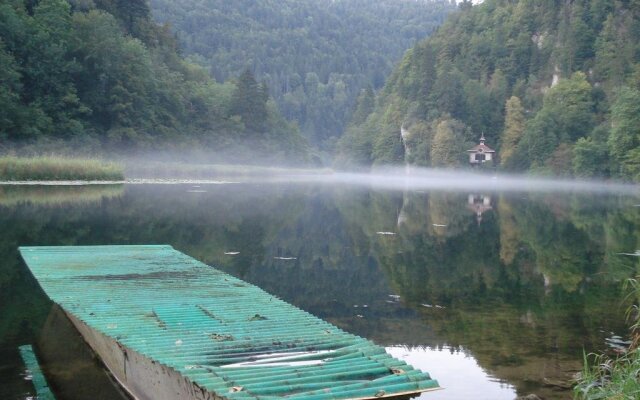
[149, 0, 456, 149]
[337, 0, 640, 181]
[0, 0, 308, 163]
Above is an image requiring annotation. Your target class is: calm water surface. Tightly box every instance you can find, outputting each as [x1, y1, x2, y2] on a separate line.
[1, 181, 638, 400]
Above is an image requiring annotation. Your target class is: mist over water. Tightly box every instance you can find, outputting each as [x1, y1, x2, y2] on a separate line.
[115, 155, 639, 195]
[300, 168, 639, 194]
[130, 163, 638, 195]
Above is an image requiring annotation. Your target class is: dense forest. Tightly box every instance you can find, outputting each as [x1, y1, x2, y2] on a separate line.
[337, 0, 640, 181]
[149, 0, 456, 150]
[0, 0, 308, 163]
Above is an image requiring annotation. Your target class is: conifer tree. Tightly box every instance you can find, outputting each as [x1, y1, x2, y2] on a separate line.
[230, 69, 268, 133]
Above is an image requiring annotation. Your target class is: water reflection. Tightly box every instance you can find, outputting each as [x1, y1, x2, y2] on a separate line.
[0, 183, 638, 399]
[0, 185, 123, 207]
[467, 194, 493, 225]
[386, 346, 516, 400]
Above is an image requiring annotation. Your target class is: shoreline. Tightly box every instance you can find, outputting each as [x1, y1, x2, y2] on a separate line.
[0, 179, 239, 185]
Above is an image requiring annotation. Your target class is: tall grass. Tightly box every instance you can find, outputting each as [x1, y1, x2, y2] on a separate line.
[0, 156, 124, 181]
[574, 278, 640, 400]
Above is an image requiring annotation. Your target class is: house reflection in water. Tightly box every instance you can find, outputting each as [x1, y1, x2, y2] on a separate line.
[467, 194, 492, 225]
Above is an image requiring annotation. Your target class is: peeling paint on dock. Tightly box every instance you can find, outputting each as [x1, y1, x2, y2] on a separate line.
[20, 245, 439, 400]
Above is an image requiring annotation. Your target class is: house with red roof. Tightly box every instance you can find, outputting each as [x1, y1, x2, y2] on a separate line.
[467, 134, 495, 165]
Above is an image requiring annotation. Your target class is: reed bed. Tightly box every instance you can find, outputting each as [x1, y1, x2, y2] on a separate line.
[0, 156, 124, 181]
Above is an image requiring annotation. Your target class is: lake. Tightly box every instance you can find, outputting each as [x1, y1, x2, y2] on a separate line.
[1, 172, 638, 400]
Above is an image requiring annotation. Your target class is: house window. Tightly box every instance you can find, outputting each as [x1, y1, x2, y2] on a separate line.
[475, 154, 486, 162]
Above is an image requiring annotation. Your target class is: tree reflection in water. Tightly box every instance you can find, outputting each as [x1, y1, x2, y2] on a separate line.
[0, 183, 637, 399]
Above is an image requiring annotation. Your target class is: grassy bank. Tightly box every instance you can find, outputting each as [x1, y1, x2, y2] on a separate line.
[575, 349, 640, 399]
[0, 156, 124, 181]
[574, 278, 640, 399]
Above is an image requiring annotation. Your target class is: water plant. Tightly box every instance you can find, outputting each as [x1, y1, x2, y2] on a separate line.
[574, 278, 640, 400]
[0, 156, 124, 181]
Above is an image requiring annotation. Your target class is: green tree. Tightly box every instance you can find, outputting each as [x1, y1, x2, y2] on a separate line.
[0, 39, 22, 139]
[350, 86, 375, 126]
[594, 14, 628, 86]
[431, 64, 466, 119]
[517, 72, 593, 169]
[544, 72, 594, 142]
[572, 136, 609, 178]
[372, 125, 404, 165]
[28, 0, 85, 137]
[230, 69, 269, 134]
[500, 96, 525, 168]
[519, 108, 560, 169]
[430, 119, 468, 167]
[608, 87, 640, 180]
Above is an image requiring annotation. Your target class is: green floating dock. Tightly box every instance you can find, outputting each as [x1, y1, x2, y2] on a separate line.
[19, 345, 56, 400]
[20, 245, 439, 400]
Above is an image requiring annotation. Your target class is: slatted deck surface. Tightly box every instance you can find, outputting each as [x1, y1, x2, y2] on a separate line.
[20, 245, 439, 400]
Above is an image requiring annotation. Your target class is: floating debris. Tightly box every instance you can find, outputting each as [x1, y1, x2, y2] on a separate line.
[187, 190, 208, 193]
[388, 294, 401, 300]
[605, 335, 632, 353]
[273, 256, 297, 260]
[376, 231, 396, 236]
[421, 303, 446, 309]
[356, 314, 364, 318]
[432, 224, 447, 227]
[617, 250, 640, 256]
[224, 252, 240, 255]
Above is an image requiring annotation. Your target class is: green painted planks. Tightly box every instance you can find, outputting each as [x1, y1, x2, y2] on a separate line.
[18, 345, 56, 400]
[20, 245, 439, 400]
